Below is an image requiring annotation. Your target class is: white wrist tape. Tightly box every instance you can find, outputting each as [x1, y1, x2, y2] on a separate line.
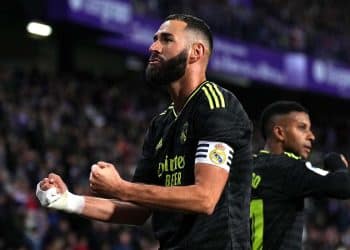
[36, 183, 61, 206]
[36, 183, 85, 214]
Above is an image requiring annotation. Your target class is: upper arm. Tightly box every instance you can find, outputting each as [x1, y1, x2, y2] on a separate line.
[191, 122, 241, 211]
[194, 139, 233, 198]
[194, 94, 252, 160]
[194, 163, 229, 205]
[192, 96, 250, 205]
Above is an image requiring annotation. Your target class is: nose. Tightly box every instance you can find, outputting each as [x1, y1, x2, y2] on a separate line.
[149, 40, 161, 53]
[308, 130, 315, 142]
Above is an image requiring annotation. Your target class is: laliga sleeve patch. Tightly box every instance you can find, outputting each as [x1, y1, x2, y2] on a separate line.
[305, 161, 329, 176]
[195, 140, 234, 172]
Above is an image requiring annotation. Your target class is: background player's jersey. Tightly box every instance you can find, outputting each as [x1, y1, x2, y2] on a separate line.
[133, 81, 253, 250]
[250, 151, 350, 250]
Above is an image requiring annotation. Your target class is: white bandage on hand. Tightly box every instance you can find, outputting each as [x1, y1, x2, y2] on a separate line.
[36, 183, 85, 214]
[36, 183, 61, 206]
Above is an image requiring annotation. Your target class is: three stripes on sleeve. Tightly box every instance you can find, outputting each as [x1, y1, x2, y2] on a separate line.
[202, 82, 226, 110]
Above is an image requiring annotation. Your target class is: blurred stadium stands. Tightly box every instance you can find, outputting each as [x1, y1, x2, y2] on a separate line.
[0, 0, 349, 249]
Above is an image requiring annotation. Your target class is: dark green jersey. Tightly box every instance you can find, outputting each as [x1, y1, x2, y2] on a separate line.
[251, 151, 350, 250]
[133, 81, 253, 250]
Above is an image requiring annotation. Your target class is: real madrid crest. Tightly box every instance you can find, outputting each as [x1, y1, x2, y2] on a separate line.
[209, 144, 227, 165]
[180, 122, 188, 144]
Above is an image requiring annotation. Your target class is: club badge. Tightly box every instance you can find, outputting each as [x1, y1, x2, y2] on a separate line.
[209, 144, 227, 165]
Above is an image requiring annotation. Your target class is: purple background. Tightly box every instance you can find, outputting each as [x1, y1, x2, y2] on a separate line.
[48, 0, 350, 99]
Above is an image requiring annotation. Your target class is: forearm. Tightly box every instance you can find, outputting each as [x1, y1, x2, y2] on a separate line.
[82, 196, 151, 225]
[123, 183, 211, 214]
[91, 163, 228, 215]
[118, 165, 228, 215]
[36, 174, 151, 225]
[37, 186, 151, 225]
[120, 181, 220, 215]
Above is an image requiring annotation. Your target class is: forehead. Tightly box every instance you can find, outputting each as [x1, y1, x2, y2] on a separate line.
[280, 111, 311, 125]
[156, 20, 188, 36]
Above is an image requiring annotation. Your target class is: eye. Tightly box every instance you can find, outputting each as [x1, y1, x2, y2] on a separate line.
[298, 124, 307, 131]
[163, 37, 173, 42]
[161, 34, 174, 43]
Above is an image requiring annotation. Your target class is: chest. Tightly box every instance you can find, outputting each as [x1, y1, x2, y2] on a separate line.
[152, 114, 197, 186]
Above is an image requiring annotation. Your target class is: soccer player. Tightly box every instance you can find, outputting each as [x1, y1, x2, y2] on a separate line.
[250, 101, 350, 250]
[37, 14, 253, 249]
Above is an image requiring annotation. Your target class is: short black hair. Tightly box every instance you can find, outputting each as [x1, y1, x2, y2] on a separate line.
[260, 101, 309, 140]
[165, 14, 213, 54]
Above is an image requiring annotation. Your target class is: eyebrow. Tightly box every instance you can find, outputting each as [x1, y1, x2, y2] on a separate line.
[153, 32, 174, 41]
[296, 120, 311, 128]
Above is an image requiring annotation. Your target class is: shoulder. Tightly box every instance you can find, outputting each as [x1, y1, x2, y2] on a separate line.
[196, 81, 251, 125]
[254, 151, 305, 170]
[198, 81, 240, 109]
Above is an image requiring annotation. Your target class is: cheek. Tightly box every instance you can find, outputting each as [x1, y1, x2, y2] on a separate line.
[286, 133, 302, 147]
[294, 137, 307, 153]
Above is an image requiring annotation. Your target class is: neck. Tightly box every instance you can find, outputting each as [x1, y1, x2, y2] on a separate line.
[168, 70, 206, 113]
[263, 139, 284, 155]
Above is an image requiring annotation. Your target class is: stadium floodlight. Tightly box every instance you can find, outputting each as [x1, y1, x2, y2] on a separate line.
[26, 22, 52, 37]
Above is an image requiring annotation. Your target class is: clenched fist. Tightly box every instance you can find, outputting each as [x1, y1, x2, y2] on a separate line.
[89, 161, 126, 199]
[36, 173, 84, 214]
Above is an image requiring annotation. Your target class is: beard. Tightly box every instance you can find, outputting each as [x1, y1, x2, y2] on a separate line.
[145, 49, 188, 87]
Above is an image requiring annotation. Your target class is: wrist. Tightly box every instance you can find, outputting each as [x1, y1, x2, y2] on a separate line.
[48, 190, 85, 214]
[117, 180, 131, 201]
[65, 191, 85, 214]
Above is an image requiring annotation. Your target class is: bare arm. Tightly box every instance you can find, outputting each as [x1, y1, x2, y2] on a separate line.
[82, 197, 151, 225]
[37, 173, 151, 225]
[90, 162, 229, 215]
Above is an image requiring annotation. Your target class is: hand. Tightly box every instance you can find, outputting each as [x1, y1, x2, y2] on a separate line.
[89, 161, 125, 198]
[324, 153, 348, 171]
[340, 154, 349, 168]
[40, 173, 68, 193]
[36, 173, 67, 207]
[36, 173, 84, 213]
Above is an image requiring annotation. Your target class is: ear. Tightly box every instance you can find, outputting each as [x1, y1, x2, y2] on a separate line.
[273, 125, 285, 142]
[188, 42, 205, 64]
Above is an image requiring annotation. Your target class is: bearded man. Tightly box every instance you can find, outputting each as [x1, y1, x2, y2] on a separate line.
[36, 14, 253, 250]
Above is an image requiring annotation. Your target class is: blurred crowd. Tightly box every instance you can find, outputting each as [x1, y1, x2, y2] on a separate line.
[0, 67, 166, 250]
[1, 1, 349, 249]
[133, 0, 350, 64]
[0, 66, 349, 249]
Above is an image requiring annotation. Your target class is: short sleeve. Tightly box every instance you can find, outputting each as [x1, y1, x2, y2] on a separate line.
[193, 98, 252, 151]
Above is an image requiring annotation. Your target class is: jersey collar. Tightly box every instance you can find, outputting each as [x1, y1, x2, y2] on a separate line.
[173, 80, 209, 117]
[258, 150, 301, 160]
